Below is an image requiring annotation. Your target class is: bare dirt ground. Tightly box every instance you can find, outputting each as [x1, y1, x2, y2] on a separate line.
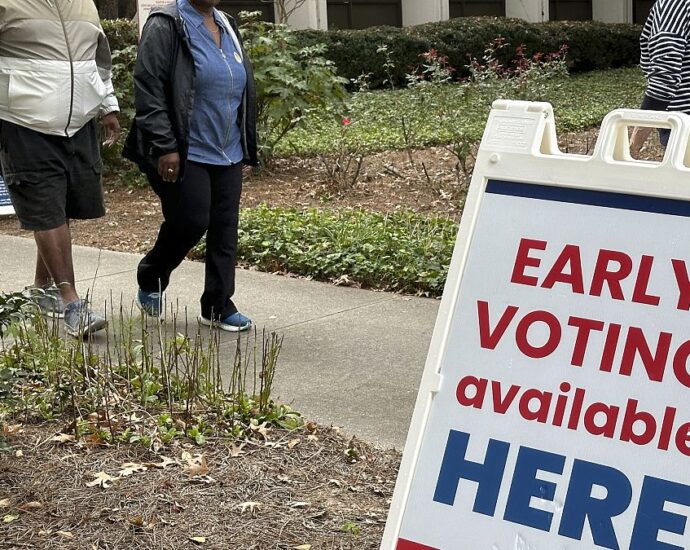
[1, 423, 397, 549]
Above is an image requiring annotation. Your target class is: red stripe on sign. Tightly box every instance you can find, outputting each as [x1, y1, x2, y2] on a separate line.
[396, 539, 440, 550]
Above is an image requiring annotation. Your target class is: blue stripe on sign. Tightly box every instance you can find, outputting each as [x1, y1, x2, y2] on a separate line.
[486, 179, 690, 218]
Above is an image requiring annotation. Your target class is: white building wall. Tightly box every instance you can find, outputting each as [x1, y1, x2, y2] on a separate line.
[505, 0, 548, 22]
[281, 0, 328, 30]
[592, 0, 631, 23]
[401, 0, 449, 26]
[284, 0, 634, 30]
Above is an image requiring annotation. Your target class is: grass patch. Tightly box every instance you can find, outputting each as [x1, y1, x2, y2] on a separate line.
[1, 303, 297, 451]
[193, 205, 458, 297]
[280, 68, 646, 156]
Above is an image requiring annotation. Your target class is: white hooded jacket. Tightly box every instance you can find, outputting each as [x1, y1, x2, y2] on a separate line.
[0, 0, 119, 136]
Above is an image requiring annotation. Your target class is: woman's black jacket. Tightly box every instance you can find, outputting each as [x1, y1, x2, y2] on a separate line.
[123, 2, 259, 173]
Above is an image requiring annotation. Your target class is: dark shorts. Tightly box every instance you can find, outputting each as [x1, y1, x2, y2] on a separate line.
[0, 119, 105, 231]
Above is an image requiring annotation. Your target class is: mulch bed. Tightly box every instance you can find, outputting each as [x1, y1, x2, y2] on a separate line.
[1, 423, 399, 549]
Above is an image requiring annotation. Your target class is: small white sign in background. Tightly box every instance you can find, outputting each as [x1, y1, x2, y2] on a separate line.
[135, 0, 170, 36]
[383, 101, 690, 550]
[0, 176, 14, 216]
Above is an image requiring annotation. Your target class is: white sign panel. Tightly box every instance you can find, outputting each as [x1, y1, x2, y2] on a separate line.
[135, 0, 170, 36]
[383, 101, 690, 550]
[0, 176, 14, 216]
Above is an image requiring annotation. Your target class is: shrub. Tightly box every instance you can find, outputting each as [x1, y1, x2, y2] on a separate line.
[239, 15, 348, 164]
[192, 206, 458, 296]
[281, 67, 645, 156]
[296, 18, 641, 89]
[296, 26, 430, 89]
[101, 18, 138, 53]
[1, 308, 296, 442]
[100, 17, 641, 92]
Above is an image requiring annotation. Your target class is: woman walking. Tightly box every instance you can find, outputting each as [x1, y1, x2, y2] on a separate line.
[124, 0, 258, 331]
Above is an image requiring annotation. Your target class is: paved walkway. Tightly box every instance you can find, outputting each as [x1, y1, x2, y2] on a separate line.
[0, 234, 440, 449]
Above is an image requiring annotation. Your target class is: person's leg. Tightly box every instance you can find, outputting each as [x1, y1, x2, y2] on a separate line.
[34, 250, 53, 289]
[33, 223, 79, 304]
[137, 162, 212, 294]
[200, 163, 243, 320]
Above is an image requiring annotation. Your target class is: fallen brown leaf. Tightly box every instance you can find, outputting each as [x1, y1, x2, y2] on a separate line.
[249, 421, 270, 439]
[229, 443, 245, 458]
[85, 472, 117, 489]
[145, 455, 176, 469]
[183, 455, 209, 477]
[51, 434, 75, 444]
[2, 424, 22, 436]
[118, 463, 147, 477]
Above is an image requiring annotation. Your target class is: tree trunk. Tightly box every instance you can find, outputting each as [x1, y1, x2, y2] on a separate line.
[95, 0, 119, 19]
[119, 0, 137, 19]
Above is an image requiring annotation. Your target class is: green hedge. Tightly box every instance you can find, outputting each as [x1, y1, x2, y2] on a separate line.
[102, 18, 138, 53]
[295, 18, 641, 88]
[192, 206, 458, 296]
[102, 17, 641, 90]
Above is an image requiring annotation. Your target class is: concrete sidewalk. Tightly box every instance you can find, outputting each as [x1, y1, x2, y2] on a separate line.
[0, 234, 439, 449]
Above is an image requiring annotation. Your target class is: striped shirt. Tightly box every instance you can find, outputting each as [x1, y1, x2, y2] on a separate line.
[640, 0, 690, 113]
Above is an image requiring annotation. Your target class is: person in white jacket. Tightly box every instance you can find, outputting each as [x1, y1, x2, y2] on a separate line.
[0, 0, 120, 337]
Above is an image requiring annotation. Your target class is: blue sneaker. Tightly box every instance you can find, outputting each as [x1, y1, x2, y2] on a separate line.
[136, 289, 163, 317]
[198, 311, 252, 332]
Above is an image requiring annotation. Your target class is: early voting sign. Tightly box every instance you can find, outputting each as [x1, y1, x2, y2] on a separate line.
[0, 175, 14, 216]
[382, 101, 690, 549]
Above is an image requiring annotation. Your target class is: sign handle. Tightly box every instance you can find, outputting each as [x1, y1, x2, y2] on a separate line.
[593, 109, 690, 167]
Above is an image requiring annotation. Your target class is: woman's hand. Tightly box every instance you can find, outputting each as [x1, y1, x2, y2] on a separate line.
[158, 152, 181, 182]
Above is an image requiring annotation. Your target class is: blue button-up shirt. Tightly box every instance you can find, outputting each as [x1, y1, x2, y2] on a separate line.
[178, 0, 247, 165]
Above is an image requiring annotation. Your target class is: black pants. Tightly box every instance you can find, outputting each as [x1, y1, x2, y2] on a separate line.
[138, 161, 243, 320]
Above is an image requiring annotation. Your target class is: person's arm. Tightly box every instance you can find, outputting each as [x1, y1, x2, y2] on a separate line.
[644, 1, 689, 107]
[630, 95, 669, 154]
[133, 16, 180, 181]
[96, 32, 121, 147]
[133, 16, 178, 158]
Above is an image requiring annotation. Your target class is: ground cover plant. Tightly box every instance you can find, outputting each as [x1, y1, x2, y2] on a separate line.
[281, 67, 645, 156]
[194, 207, 457, 296]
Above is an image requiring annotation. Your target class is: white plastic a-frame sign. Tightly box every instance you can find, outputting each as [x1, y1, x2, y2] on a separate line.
[382, 100, 690, 550]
